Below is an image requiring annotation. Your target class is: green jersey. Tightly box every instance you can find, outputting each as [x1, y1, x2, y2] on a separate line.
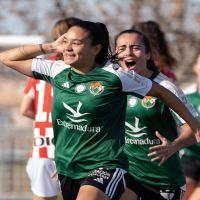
[32, 59, 152, 179]
[184, 89, 200, 159]
[124, 70, 197, 189]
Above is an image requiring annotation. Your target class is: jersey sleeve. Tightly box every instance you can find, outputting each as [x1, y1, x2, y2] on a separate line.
[103, 62, 152, 98]
[24, 77, 35, 99]
[157, 75, 198, 126]
[31, 58, 69, 84]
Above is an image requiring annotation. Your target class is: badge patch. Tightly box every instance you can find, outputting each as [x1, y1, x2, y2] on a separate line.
[75, 84, 86, 93]
[142, 96, 156, 108]
[89, 82, 104, 96]
[128, 97, 138, 107]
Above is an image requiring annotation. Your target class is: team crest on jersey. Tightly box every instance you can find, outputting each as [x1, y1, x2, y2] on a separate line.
[142, 96, 156, 109]
[128, 97, 138, 107]
[75, 84, 86, 93]
[89, 82, 104, 96]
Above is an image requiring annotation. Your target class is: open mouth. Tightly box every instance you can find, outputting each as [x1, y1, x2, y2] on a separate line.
[125, 60, 136, 69]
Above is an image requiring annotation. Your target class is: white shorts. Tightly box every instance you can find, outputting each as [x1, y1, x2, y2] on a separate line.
[26, 158, 60, 197]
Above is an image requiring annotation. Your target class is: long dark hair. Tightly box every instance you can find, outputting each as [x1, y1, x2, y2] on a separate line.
[114, 29, 158, 71]
[72, 21, 113, 64]
[132, 21, 177, 67]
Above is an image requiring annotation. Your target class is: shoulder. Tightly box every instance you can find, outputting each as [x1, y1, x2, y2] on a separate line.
[32, 58, 70, 78]
[153, 72, 181, 95]
[101, 61, 120, 72]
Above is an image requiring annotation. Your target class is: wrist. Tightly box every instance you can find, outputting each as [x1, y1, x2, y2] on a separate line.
[171, 140, 181, 151]
[39, 43, 56, 54]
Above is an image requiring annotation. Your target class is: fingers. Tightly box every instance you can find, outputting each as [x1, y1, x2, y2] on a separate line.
[51, 170, 57, 179]
[158, 156, 169, 166]
[149, 145, 163, 150]
[148, 149, 163, 157]
[155, 131, 164, 141]
[148, 151, 170, 166]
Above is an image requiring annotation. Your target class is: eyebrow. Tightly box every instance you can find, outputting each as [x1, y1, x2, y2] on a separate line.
[63, 37, 83, 43]
[118, 44, 141, 48]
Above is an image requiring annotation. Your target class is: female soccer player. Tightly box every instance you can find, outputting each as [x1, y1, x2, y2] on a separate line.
[20, 17, 82, 200]
[114, 29, 197, 200]
[1, 21, 200, 200]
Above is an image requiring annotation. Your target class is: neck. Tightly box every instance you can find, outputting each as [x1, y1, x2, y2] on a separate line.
[139, 68, 154, 78]
[72, 62, 99, 74]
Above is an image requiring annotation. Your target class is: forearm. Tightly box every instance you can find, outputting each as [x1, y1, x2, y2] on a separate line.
[21, 111, 35, 120]
[20, 95, 35, 120]
[0, 43, 54, 77]
[0, 43, 54, 62]
[172, 124, 196, 151]
[148, 83, 200, 133]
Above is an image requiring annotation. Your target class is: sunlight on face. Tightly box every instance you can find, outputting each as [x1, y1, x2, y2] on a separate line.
[116, 33, 149, 74]
[62, 26, 96, 70]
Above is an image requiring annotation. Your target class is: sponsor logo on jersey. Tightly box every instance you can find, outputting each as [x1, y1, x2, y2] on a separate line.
[34, 136, 54, 147]
[57, 119, 101, 132]
[160, 190, 175, 200]
[125, 137, 161, 145]
[128, 97, 138, 107]
[125, 117, 161, 145]
[94, 178, 104, 184]
[56, 101, 101, 132]
[62, 81, 70, 88]
[126, 117, 147, 137]
[75, 84, 86, 93]
[142, 96, 156, 108]
[88, 169, 110, 179]
[89, 82, 104, 96]
[63, 101, 89, 123]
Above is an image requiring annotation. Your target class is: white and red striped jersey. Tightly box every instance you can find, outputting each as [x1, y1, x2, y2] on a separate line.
[24, 78, 54, 158]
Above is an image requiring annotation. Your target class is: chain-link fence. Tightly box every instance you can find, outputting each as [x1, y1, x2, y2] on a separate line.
[0, 108, 33, 200]
[0, 61, 33, 199]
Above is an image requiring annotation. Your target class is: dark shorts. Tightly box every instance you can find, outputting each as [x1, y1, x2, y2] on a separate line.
[58, 168, 128, 200]
[127, 173, 186, 200]
[181, 154, 200, 186]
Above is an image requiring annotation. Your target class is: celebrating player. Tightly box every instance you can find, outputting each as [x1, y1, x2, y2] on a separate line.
[115, 29, 197, 200]
[1, 21, 200, 200]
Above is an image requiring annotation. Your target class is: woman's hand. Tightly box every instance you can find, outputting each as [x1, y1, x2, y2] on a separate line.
[148, 131, 178, 166]
[51, 169, 58, 182]
[52, 33, 66, 54]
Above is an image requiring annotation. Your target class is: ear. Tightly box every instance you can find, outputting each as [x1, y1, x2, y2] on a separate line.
[146, 51, 151, 60]
[92, 44, 102, 56]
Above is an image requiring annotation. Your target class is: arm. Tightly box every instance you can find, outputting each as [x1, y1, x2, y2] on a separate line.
[20, 94, 35, 120]
[147, 82, 200, 143]
[0, 34, 65, 77]
[148, 123, 196, 166]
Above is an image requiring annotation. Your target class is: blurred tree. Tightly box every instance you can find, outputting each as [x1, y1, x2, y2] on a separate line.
[0, 0, 200, 85]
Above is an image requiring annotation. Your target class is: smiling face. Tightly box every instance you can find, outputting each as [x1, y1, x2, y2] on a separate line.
[62, 26, 100, 73]
[115, 33, 150, 74]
